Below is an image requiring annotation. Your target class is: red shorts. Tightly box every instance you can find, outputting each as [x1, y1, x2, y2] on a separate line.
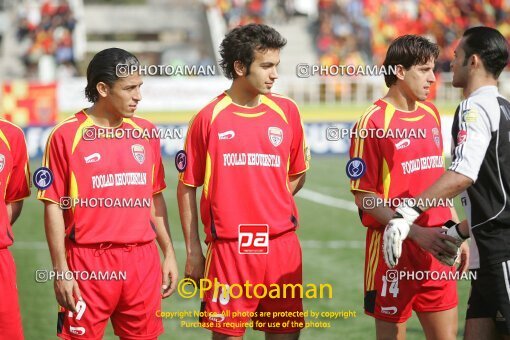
[0, 248, 24, 340]
[57, 240, 163, 340]
[201, 231, 304, 336]
[364, 228, 458, 323]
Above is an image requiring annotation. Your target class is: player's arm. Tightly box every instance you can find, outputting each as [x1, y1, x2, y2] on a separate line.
[44, 201, 81, 313]
[289, 172, 306, 195]
[5, 128, 30, 225]
[177, 181, 204, 283]
[415, 170, 472, 211]
[7, 201, 24, 225]
[151, 192, 178, 298]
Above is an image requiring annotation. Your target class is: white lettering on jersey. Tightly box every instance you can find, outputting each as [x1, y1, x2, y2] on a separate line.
[401, 156, 444, 175]
[223, 153, 281, 168]
[92, 172, 147, 189]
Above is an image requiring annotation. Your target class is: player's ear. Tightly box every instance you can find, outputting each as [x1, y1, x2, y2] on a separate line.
[233, 60, 246, 77]
[395, 64, 406, 81]
[470, 54, 480, 69]
[96, 82, 109, 99]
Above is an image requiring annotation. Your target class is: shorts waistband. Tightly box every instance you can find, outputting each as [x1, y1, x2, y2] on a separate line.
[66, 240, 153, 250]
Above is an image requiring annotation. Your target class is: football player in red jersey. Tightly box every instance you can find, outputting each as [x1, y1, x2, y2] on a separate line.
[38, 48, 178, 339]
[0, 119, 30, 340]
[349, 35, 468, 340]
[177, 24, 309, 339]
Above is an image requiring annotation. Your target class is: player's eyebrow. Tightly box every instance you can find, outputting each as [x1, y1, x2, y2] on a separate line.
[260, 60, 280, 66]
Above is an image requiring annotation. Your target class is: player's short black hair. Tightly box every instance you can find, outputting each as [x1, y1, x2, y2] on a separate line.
[462, 26, 509, 79]
[84, 48, 139, 103]
[383, 35, 439, 87]
[219, 24, 287, 79]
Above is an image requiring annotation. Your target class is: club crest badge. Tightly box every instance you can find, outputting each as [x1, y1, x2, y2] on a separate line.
[131, 144, 145, 164]
[457, 130, 467, 145]
[268, 127, 283, 147]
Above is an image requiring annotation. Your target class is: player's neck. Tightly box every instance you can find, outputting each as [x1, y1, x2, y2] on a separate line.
[383, 87, 417, 112]
[463, 76, 498, 98]
[85, 104, 124, 128]
[226, 83, 261, 107]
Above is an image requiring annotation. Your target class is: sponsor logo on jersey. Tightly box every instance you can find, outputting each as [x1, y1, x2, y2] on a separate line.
[218, 130, 235, 140]
[238, 224, 269, 254]
[380, 306, 398, 315]
[208, 312, 226, 323]
[395, 139, 410, 150]
[496, 310, 506, 322]
[69, 326, 86, 335]
[0, 154, 4, 172]
[268, 127, 283, 147]
[462, 108, 478, 123]
[131, 144, 145, 164]
[457, 130, 467, 145]
[33, 167, 53, 190]
[346, 158, 366, 180]
[84, 153, 101, 164]
[175, 150, 187, 172]
[432, 127, 440, 147]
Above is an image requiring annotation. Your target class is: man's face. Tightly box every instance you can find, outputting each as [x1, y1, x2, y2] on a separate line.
[401, 58, 436, 101]
[244, 48, 280, 95]
[451, 38, 469, 88]
[103, 74, 142, 118]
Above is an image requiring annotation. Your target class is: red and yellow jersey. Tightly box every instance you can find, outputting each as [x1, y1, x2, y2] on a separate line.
[37, 110, 166, 244]
[0, 119, 31, 248]
[350, 99, 451, 228]
[180, 92, 309, 242]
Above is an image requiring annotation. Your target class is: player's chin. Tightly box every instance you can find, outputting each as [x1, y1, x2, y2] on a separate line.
[122, 109, 136, 117]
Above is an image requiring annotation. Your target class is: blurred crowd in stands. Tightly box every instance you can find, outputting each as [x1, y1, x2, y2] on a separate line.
[314, 0, 510, 72]
[215, 0, 510, 73]
[216, 0, 298, 29]
[16, 0, 77, 78]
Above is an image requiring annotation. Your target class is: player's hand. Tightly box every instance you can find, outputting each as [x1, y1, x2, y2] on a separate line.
[408, 224, 459, 263]
[185, 252, 205, 284]
[383, 217, 410, 268]
[161, 253, 179, 298]
[383, 205, 423, 268]
[54, 274, 82, 313]
[435, 220, 469, 267]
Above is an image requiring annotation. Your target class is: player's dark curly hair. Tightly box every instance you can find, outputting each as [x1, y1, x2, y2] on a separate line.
[219, 24, 287, 79]
[383, 35, 439, 87]
[84, 48, 139, 103]
[462, 26, 509, 79]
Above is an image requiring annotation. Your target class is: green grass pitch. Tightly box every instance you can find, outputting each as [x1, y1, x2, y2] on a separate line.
[12, 156, 469, 339]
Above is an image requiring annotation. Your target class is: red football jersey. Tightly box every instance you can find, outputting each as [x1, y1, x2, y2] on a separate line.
[0, 119, 31, 248]
[180, 92, 309, 242]
[37, 110, 166, 244]
[350, 99, 452, 228]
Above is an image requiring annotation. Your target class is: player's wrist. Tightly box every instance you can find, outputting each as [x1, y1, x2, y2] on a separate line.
[394, 205, 423, 225]
[444, 220, 469, 241]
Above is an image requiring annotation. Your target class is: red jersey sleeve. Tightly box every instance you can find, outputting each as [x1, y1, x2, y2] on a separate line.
[5, 130, 30, 202]
[288, 102, 310, 175]
[38, 129, 68, 203]
[150, 126, 166, 194]
[349, 117, 381, 194]
[179, 112, 209, 187]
